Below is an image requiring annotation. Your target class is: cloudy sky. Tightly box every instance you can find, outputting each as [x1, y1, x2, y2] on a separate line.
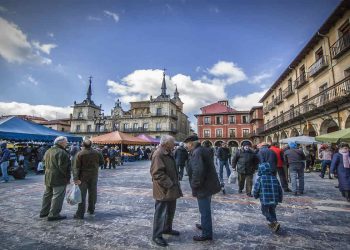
[0, 0, 340, 125]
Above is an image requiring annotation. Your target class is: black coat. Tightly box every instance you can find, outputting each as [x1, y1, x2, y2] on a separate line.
[187, 144, 221, 198]
[232, 149, 259, 175]
[174, 146, 188, 166]
[217, 147, 231, 161]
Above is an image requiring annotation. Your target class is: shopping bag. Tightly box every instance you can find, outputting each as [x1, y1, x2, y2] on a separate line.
[251, 173, 258, 193]
[228, 171, 237, 184]
[66, 184, 82, 205]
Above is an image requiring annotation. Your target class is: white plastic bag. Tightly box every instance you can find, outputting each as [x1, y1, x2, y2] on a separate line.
[66, 184, 82, 205]
[228, 171, 237, 184]
[251, 173, 258, 193]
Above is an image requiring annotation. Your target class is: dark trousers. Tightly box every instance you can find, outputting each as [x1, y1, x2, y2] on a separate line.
[321, 160, 332, 177]
[103, 157, 108, 169]
[177, 165, 185, 180]
[197, 196, 213, 238]
[261, 204, 277, 223]
[277, 167, 289, 189]
[76, 177, 98, 218]
[219, 160, 231, 183]
[152, 200, 177, 239]
[40, 185, 66, 218]
[109, 157, 116, 169]
[238, 173, 253, 194]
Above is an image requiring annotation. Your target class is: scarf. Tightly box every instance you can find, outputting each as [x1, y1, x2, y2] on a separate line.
[339, 148, 350, 169]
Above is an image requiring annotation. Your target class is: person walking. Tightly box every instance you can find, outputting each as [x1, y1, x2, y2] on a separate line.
[0, 142, 11, 183]
[330, 143, 350, 202]
[39, 136, 71, 221]
[257, 142, 277, 176]
[73, 139, 103, 219]
[217, 142, 231, 184]
[185, 135, 221, 242]
[284, 141, 306, 196]
[231, 141, 259, 197]
[253, 161, 283, 232]
[319, 144, 333, 179]
[174, 142, 188, 181]
[270, 142, 291, 192]
[150, 135, 182, 247]
[101, 146, 109, 169]
[108, 147, 117, 169]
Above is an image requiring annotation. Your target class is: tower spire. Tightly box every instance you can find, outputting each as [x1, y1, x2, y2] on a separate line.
[87, 76, 92, 102]
[161, 68, 167, 97]
[174, 84, 179, 99]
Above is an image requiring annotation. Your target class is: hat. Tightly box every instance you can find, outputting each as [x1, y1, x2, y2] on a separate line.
[184, 135, 199, 143]
[242, 141, 252, 147]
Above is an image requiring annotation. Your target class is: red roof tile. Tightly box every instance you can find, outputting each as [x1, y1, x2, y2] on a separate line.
[200, 102, 236, 114]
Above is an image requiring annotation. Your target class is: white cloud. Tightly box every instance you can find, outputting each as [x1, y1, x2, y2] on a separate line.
[104, 10, 119, 23]
[231, 90, 267, 110]
[48, 32, 54, 38]
[0, 102, 72, 120]
[27, 75, 38, 86]
[107, 68, 226, 114]
[249, 72, 272, 84]
[77, 74, 83, 80]
[87, 16, 102, 21]
[207, 61, 247, 85]
[0, 5, 7, 12]
[32, 41, 57, 55]
[0, 17, 53, 64]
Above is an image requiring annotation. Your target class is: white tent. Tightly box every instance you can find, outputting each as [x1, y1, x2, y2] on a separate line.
[280, 135, 320, 145]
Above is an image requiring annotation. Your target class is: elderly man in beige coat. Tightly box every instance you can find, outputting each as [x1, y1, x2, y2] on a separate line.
[150, 135, 183, 247]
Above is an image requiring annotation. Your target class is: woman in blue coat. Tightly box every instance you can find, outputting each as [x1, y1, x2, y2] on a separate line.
[331, 143, 350, 202]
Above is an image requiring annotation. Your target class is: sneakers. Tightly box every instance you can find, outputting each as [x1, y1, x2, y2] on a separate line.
[269, 222, 281, 232]
[319, 174, 324, 179]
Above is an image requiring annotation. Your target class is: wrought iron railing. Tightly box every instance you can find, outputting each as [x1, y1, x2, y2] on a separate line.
[283, 85, 294, 98]
[308, 55, 329, 77]
[294, 73, 308, 89]
[331, 32, 350, 59]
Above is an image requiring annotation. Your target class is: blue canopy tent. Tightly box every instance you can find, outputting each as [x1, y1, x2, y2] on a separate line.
[0, 116, 82, 142]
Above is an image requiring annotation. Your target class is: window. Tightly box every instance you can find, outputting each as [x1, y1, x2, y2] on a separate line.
[302, 95, 308, 102]
[299, 65, 306, 75]
[338, 20, 350, 37]
[288, 78, 292, 87]
[78, 112, 83, 119]
[156, 123, 161, 131]
[216, 116, 223, 125]
[319, 83, 328, 92]
[87, 125, 91, 132]
[278, 88, 282, 97]
[133, 123, 138, 130]
[216, 129, 223, 137]
[242, 115, 248, 124]
[76, 125, 80, 132]
[229, 116, 235, 124]
[171, 109, 174, 116]
[229, 129, 236, 138]
[242, 129, 250, 137]
[156, 108, 162, 116]
[204, 117, 211, 124]
[61, 128, 65, 132]
[123, 123, 129, 130]
[344, 67, 350, 78]
[143, 123, 148, 130]
[315, 47, 324, 61]
[204, 130, 210, 138]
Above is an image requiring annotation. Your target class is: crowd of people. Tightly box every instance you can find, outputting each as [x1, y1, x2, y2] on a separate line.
[0, 134, 349, 247]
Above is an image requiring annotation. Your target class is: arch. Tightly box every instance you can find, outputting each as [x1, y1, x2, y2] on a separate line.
[345, 115, 350, 129]
[241, 140, 253, 146]
[214, 140, 224, 147]
[272, 133, 279, 143]
[280, 130, 288, 139]
[303, 124, 318, 137]
[290, 128, 299, 137]
[201, 140, 213, 147]
[320, 119, 339, 134]
[266, 136, 272, 144]
[227, 140, 239, 148]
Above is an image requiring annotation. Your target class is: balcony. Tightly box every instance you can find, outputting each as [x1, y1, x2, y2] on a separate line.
[242, 133, 251, 138]
[263, 107, 269, 114]
[294, 73, 308, 89]
[268, 102, 276, 111]
[229, 133, 236, 138]
[283, 86, 294, 99]
[152, 113, 178, 120]
[308, 56, 329, 77]
[264, 76, 350, 132]
[216, 134, 223, 138]
[275, 95, 283, 105]
[331, 32, 350, 59]
[121, 127, 149, 133]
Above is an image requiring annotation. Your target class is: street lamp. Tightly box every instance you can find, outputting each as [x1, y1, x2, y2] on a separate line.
[94, 113, 106, 135]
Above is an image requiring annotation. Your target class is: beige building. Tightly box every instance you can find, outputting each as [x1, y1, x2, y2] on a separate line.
[39, 119, 71, 132]
[70, 73, 191, 141]
[260, 1, 350, 143]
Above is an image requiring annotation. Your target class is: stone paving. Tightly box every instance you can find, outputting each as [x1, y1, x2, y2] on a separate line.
[1, 160, 350, 250]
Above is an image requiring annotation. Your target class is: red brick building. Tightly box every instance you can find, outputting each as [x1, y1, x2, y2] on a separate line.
[195, 100, 264, 147]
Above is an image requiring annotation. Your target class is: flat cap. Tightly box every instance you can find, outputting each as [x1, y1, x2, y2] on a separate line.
[183, 134, 199, 143]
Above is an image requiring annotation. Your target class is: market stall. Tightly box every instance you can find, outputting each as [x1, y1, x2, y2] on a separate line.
[315, 128, 350, 143]
[136, 134, 160, 144]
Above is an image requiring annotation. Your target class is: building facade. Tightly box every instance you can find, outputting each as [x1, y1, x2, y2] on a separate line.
[195, 100, 264, 147]
[260, 1, 350, 143]
[70, 73, 191, 141]
[39, 119, 71, 132]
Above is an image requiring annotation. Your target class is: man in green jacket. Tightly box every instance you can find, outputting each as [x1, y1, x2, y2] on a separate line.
[73, 139, 103, 219]
[40, 136, 71, 221]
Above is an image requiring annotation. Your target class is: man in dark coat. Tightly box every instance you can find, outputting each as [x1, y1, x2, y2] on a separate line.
[232, 141, 259, 197]
[174, 142, 188, 181]
[101, 146, 109, 169]
[150, 135, 182, 247]
[185, 135, 221, 242]
[0, 142, 11, 183]
[217, 142, 231, 184]
[331, 143, 350, 202]
[73, 139, 103, 219]
[257, 142, 277, 176]
[40, 136, 71, 221]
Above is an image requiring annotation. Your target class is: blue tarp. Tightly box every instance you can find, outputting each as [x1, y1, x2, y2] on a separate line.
[0, 116, 82, 142]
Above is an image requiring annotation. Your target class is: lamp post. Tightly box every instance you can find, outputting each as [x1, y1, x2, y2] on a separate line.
[94, 113, 106, 135]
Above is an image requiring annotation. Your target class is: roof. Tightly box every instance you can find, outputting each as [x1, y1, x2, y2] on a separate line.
[199, 102, 237, 114]
[91, 131, 150, 145]
[259, 0, 350, 103]
[1, 115, 47, 122]
[0, 116, 81, 142]
[40, 120, 70, 126]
